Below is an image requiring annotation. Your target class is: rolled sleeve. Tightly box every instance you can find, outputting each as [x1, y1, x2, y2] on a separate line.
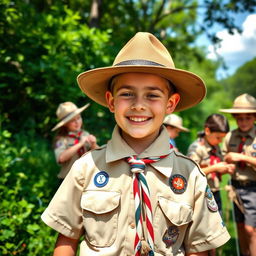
[41, 160, 85, 239]
[184, 172, 230, 253]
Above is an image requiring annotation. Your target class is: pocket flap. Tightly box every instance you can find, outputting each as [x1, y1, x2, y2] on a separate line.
[81, 191, 121, 214]
[158, 196, 193, 226]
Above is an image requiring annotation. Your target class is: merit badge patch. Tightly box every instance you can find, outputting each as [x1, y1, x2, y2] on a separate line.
[94, 171, 109, 188]
[205, 185, 218, 212]
[163, 226, 179, 248]
[253, 144, 256, 149]
[169, 174, 187, 194]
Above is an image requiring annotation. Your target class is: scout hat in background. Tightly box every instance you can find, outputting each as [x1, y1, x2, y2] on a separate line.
[77, 32, 206, 112]
[51, 102, 90, 131]
[163, 114, 190, 132]
[219, 93, 256, 114]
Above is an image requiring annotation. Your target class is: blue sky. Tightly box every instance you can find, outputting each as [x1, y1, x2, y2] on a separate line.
[195, 11, 256, 79]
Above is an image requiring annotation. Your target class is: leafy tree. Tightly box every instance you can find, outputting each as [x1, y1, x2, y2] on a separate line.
[222, 57, 256, 103]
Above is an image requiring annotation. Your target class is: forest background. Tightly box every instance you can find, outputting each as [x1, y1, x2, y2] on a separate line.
[0, 0, 256, 255]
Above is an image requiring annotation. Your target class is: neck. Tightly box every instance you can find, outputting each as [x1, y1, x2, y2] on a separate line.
[121, 130, 161, 155]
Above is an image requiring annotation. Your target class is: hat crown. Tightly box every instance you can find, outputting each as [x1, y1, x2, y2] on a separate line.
[113, 32, 175, 68]
[233, 93, 256, 109]
[56, 102, 78, 120]
[164, 114, 183, 127]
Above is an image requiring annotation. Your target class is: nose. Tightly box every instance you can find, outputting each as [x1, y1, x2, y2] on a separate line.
[131, 96, 146, 111]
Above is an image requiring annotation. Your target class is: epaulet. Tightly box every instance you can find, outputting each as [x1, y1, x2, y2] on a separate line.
[94, 144, 107, 150]
[80, 144, 107, 158]
[173, 151, 206, 177]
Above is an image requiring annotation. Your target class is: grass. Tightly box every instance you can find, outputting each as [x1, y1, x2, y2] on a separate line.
[217, 174, 239, 256]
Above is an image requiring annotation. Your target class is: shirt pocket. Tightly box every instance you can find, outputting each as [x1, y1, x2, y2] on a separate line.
[154, 196, 193, 255]
[80, 190, 121, 247]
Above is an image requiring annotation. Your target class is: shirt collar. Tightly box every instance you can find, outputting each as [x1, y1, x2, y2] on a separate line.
[106, 125, 174, 177]
[203, 138, 215, 153]
[236, 125, 256, 139]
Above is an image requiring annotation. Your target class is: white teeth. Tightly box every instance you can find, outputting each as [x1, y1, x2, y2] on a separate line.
[129, 117, 148, 122]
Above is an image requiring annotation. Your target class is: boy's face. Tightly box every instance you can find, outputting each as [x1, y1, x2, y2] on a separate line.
[233, 113, 256, 132]
[165, 126, 181, 139]
[106, 72, 180, 147]
[205, 127, 226, 146]
[65, 114, 83, 132]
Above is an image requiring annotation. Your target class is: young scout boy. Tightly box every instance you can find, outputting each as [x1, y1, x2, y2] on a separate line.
[163, 114, 189, 151]
[41, 32, 230, 256]
[220, 93, 256, 256]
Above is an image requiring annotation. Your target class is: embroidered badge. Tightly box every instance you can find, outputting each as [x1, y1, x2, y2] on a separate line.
[163, 226, 179, 248]
[205, 185, 218, 212]
[169, 174, 187, 194]
[252, 152, 256, 157]
[253, 144, 256, 149]
[94, 171, 109, 187]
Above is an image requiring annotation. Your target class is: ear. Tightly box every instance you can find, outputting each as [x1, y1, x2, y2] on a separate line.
[105, 91, 115, 113]
[166, 93, 180, 114]
[204, 127, 211, 136]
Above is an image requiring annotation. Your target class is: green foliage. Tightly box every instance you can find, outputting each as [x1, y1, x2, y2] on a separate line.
[0, 1, 113, 140]
[0, 127, 58, 255]
[222, 57, 256, 101]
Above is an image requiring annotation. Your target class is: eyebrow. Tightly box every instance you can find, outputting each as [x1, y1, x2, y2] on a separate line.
[115, 85, 165, 93]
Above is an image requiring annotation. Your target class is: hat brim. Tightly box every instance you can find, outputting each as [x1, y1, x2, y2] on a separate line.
[51, 103, 90, 131]
[219, 108, 256, 114]
[163, 122, 190, 132]
[173, 124, 190, 132]
[77, 65, 206, 112]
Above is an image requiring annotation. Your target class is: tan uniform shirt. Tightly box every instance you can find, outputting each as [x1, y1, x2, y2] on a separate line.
[187, 138, 223, 192]
[54, 130, 90, 179]
[223, 125, 256, 181]
[42, 126, 230, 255]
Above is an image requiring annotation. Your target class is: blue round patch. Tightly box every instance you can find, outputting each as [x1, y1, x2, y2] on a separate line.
[253, 144, 256, 149]
[94, 171, 109, 187]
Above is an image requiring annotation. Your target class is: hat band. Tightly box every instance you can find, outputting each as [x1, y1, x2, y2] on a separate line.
[59, 111, 76, 122]
[114, 59, 165, 67]
[233, 106, 256, 109]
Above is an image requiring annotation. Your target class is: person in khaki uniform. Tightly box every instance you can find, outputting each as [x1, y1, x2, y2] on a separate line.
[41, 32, 230, 256]
[187, 114, 235, 214]
[220, 94, 256, 256]
[163, 114, 189, 152]
[52, 102, 98, 181]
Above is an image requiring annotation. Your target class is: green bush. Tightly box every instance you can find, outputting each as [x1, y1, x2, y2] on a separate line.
[0, 128, 58, 255]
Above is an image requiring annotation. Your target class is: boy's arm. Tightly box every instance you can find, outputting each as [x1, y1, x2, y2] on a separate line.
[187, 252, 208, 256]
[53, 233, 79, 256]
[224, 152, 256, 167]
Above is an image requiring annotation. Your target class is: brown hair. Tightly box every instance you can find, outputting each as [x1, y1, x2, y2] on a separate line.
[197, 114, 229, 138]
[205, 114, 229, 133]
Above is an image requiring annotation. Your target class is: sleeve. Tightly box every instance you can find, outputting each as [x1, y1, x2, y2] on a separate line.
[187, 143, 201, 164]
[54, 137, 67, 163]
[41, 160, 85, 239]
[184, 169, 230, 253]
[222, 132, 231, 155]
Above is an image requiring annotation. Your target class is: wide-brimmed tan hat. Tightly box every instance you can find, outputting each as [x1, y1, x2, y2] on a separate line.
[163, 114, 190, 132]
[77, 32, 206, 112]
[219, 93, 256, 114]
[51, 102, 90, 131]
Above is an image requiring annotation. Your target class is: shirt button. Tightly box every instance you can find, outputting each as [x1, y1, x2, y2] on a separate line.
[130, 223, 135, 229]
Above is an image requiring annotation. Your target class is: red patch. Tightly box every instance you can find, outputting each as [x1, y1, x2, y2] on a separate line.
[169, 174, 187, 194]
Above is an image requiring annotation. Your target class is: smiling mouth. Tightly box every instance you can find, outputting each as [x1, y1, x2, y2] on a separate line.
[128, 117, 150, 122]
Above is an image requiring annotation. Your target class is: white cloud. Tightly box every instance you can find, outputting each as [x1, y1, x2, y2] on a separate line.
[207, 14, 256, 78]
